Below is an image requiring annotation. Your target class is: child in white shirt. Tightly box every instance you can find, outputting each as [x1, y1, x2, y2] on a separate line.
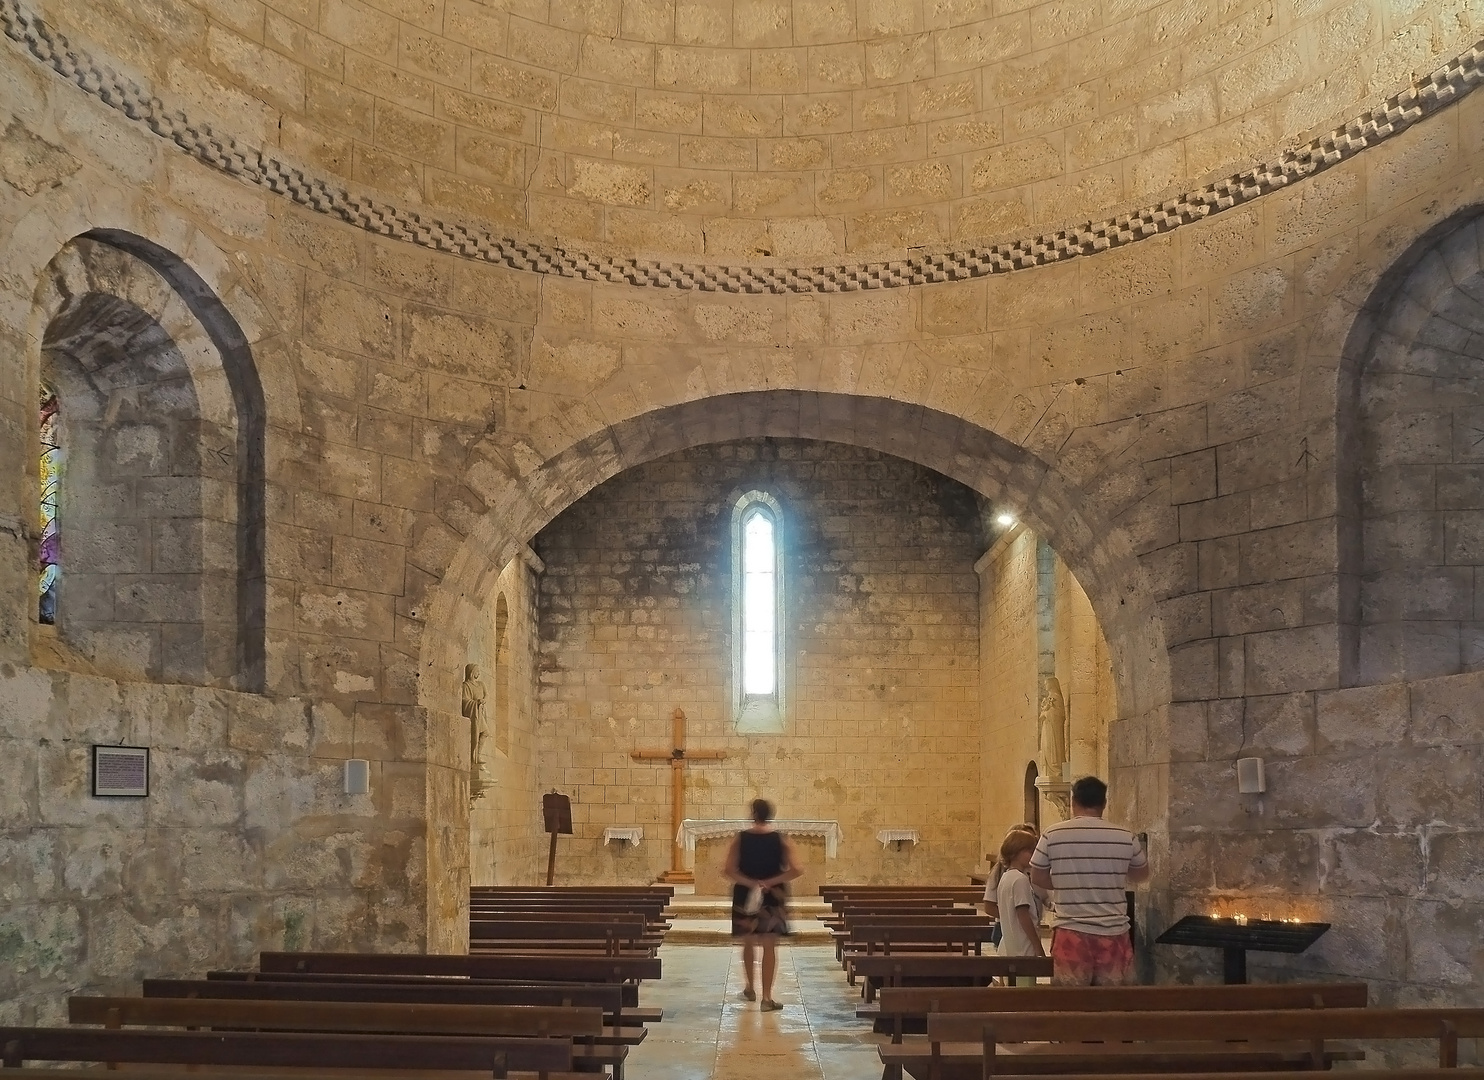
[995, 827, 1046, 972]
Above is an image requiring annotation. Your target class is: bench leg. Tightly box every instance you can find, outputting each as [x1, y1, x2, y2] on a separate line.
[881, 1063, 903, 1080]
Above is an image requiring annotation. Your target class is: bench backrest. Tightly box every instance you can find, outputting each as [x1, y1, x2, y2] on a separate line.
[850, 924, 999, 944]
[144, 978, 627, 1015]
[69, 997, 604, 1038]
[0, 1027, 571, 1074]
[926, 1007, 1484, 1045]
[466, 917, 648, 936]
[880, 981, 1369, 1016]
[209, 971, 642, 1007]
[259, 951, 661, 982]
[856, 956, 1053, 977]
[845, 915, 992, 928]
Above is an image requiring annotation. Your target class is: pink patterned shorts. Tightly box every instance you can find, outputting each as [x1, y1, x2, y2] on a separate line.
[1050, 927, 1133, 986]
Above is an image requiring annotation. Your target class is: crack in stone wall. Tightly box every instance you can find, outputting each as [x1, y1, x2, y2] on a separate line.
[3, 0, 1483, 294]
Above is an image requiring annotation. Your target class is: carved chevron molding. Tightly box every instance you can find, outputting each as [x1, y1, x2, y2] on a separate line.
[4, 0, 1483, 293]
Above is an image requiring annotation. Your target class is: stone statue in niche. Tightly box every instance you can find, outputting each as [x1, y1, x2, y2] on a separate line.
[463, 663, 492, 804]
[1038, 676, 1068, 782]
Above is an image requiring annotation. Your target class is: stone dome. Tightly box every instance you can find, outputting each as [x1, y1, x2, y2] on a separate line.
[57, 0, 1483, 259]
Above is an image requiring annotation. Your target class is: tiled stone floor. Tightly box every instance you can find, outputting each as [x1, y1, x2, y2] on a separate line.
[633, 944, 884, 1080]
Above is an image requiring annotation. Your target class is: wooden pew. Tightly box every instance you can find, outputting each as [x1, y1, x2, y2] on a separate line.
[467, 916, 658, 956]
[822, 887, 985, 902]
[836, 914, 998, 963]
[893, 1007, 1484, 1079]
[851, 956, 1055, 1005]
[871, 981, 1370, 1043]
[208, 969, 652, 1015]
[70, 997, 628, 1079]
[844, 920, 1001, 977]
[147, 975, 660, 1028]
[0, 1027, 571, 1077]
[259, 951, 662, 986]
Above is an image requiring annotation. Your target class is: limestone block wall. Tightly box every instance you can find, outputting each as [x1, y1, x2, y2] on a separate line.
[468, 552, 545, 885]
[0, 666, 426, 1024]
[531, 439, 984, 887]
[978, 526, 1038, 861]
[11, 0, 1482, 258]
[978, 527, 1115, 863]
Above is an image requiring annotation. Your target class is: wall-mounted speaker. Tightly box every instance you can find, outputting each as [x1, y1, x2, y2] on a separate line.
[344, 759, 370, 795]
[1236, 756, 1265, 794]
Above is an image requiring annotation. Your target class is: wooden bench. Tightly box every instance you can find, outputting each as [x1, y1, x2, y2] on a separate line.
[890, 1007, 1484, 1079]
[259, 951, 662, 986]
[0, 1026, 571, 1077]
[851, 956, 1055, 1006]
[871, 981, 1370, 1043]
[844, 921, 1002, 978]
[69, 996, 628, 1079]
[147, 975, 661, 1027]
[836, 914, 998, 962]
[822, 887, 985, 898]
[467, 917, 658, 956]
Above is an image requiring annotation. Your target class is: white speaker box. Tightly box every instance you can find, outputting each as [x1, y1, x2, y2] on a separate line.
[1236, 756, 1265, 794]
[344, 759, 370, 795]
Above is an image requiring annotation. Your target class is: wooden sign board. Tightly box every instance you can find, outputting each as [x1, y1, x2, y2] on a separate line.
[543, 792, 572, 835]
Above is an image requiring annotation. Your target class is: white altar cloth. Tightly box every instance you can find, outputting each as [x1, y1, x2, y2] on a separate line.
[603, 827, 643, 845]
[676, 819, 842, 859]
[876, 828, 920, 847]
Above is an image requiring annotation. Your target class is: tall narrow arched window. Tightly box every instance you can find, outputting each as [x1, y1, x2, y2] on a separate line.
[38, 385, 61, 625]
[733, 491, 784, 733]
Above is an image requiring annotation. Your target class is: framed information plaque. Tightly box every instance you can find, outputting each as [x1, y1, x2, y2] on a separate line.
[92, 745, 149, 797]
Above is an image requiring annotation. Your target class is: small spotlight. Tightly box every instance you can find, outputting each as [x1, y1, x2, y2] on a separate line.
[996, 513, 1016, 527]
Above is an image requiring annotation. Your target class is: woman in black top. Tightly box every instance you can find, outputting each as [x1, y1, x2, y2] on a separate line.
[724, 798, 803, 1010]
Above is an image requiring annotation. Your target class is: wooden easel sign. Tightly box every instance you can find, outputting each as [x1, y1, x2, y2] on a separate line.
[542, 791, 572, 886]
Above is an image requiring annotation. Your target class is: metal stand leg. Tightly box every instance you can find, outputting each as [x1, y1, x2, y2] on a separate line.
[1223, 947, 1247, 984]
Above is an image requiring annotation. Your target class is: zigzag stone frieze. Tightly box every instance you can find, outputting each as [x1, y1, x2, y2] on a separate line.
[4, 0, 1483, 293]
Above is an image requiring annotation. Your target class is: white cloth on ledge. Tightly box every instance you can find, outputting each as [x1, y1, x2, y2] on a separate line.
[876, 828, 920, 847]
[602, 827, 644, 845]
[676, 819, 842, 859]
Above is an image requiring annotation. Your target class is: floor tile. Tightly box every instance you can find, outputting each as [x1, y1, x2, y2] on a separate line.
[629, 944, 887, 1079]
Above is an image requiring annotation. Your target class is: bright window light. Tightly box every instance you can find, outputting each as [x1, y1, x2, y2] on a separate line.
[997, 512, 1016, 527]
[741, 509, 776, 695]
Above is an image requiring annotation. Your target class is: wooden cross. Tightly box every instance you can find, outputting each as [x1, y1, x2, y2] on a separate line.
[631, 708, 726, 884]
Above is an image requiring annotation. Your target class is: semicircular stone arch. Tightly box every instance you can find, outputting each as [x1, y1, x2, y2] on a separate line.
[421, 390, 1172, 750]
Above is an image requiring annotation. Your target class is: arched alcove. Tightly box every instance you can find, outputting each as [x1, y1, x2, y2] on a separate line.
[30, 234, 266, 689]
[1341, 208, 1484, 684]
[1023, 762, 1040, 833]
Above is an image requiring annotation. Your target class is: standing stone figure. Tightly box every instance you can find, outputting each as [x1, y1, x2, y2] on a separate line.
[1038, 676, 1068, 781]
[463, 663, 492, 804]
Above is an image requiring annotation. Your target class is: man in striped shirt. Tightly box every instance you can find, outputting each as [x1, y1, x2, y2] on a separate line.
[1028, 775, 1149, 985]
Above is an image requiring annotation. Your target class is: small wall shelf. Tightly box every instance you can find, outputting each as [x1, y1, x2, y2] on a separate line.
[876, 828, 920, 850]
[603, 827, 643, 847]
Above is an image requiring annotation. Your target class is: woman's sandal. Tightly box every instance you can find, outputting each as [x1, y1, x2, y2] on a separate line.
[760, 999, 783, 1011]
[740, 988, 756, 1001]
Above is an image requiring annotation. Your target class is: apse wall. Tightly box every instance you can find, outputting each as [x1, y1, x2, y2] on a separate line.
[6, 0, 1484, 1008]
[21, 0, 1481, 256]
[530, 438, 985, 886]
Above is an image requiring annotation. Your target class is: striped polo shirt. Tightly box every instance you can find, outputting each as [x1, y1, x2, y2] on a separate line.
[1029, 816, 1145, 936]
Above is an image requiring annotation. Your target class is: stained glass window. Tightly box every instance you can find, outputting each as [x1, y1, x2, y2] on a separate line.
[38, 386, 59, 625]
